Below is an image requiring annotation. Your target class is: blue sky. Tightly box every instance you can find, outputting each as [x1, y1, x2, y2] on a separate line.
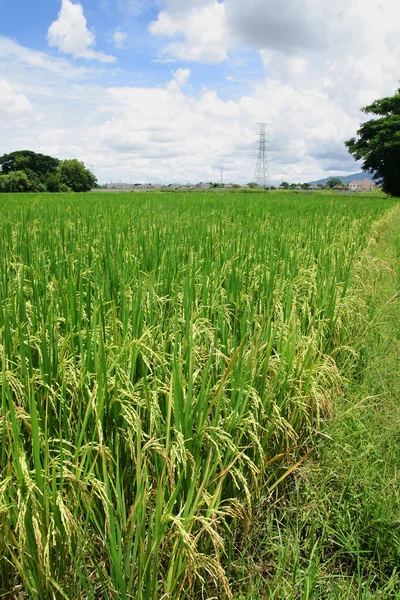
[1, 0, 399, 183]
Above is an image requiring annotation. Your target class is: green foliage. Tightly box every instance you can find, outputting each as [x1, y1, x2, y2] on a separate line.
[58, 159, 97, 191]
[0, 150, 59, 176]
[45, 172, 62, 192]
[0, 192, 396, 599]
[326, 177, 342, 188]
[0, 170, 31, 192]
[0, 150, 96, 193]
[233, 206, 400, 599]
[281, 181, 290, 189]
[345, 89, 400, 197]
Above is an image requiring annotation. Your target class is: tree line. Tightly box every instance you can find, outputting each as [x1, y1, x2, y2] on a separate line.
[0, 150, 97, 193]
[277, 179, 345, 190]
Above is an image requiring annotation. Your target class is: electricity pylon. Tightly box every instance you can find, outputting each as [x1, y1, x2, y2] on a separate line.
[253, 123, 270, 189]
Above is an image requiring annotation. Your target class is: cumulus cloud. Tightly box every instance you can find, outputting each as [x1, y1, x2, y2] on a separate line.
[149, 0, 327, 62]
[149, 2, 228, 63]
[48, 0, 116, 62]
[97, 66, 362, 184]
[150, 0, 321, 62]
[149, 0, 400, 77]
[0, 39, 371, 184]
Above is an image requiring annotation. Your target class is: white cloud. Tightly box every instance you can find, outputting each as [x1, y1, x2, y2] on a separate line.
[166, 67, 191, 92]
[149, 2, 229, 63]
[48, 0, 116, 63]
[149, 0, 400, 81]
[0, 80, 34, 121]
[0, 38, 377, 184]
[113, 29, 127, 49]
[0, 36, 95, 79]
[150, 12, 179, 37]
[148, 0, 327, 62]
[97, 67, 362, 184]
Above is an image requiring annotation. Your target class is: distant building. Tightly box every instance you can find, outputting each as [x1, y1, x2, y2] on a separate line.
[348, 179, 376, 192]
[104, 183, 134, 190]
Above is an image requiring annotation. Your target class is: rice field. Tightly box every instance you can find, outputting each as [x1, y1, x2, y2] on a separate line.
[0, 191, 396, 599]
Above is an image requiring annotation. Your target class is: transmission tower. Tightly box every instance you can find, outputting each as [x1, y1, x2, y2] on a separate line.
[253, 123, 270, 189]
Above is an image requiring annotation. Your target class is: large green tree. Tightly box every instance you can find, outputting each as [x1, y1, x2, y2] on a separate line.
[345, 89, 400, 197]
[0, 150, 97, 193]
[0, 150, 59, 177]
[326, 178, 342, 189]
[59, 159, 97, 192]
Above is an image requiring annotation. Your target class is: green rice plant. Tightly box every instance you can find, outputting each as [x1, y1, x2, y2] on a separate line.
[231, 203, 400, 600]
[0, 191, 396, 599]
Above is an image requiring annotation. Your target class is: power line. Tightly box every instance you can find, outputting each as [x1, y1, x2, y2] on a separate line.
[254, 123, 270, 189]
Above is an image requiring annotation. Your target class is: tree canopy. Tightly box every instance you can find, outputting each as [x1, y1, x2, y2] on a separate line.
[326, 178, 342, 189]
[0, 171, 32, 192]
[59, 159, 97, 192]
[0, 150, 97, 193]
[0, 150, 59, 177]
[345, 89, 400, 197]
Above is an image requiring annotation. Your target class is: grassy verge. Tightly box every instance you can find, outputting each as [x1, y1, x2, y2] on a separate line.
[235, 204, 400, 599]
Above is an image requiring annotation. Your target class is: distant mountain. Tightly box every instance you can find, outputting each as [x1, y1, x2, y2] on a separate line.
[308, 172, 374, 186]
